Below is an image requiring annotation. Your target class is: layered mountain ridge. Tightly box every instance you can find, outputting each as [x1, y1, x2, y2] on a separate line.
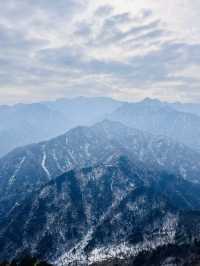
[1, 120, 200, 218]
[2, 96, 200, 157]
[1, 98, 200, 265]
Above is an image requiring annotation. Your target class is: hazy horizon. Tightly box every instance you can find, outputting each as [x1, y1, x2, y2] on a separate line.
[2, 95, 200, 107]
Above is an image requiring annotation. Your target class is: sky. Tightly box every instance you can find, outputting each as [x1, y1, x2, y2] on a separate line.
[0, 0, 200, 104]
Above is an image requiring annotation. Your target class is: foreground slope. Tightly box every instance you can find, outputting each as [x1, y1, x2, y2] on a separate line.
[91, 242, 200, 266]
[1, 157, 200, 265]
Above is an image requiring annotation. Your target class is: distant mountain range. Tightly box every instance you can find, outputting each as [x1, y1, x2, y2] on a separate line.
[109, 98, 200, 152]
[1, 96, 200, 157]
[0, 97, 122, 157]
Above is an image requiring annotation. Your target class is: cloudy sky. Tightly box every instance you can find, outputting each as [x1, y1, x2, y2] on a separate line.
[0, 0, 200, 104]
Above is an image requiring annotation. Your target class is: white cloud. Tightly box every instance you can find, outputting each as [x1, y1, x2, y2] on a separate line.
[172, 64, 200, 80]
[0, 0, 200, 104]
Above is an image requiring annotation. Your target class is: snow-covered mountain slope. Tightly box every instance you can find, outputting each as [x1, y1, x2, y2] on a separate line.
[109, 98, 200, 152]
[1, 157, 200, 265]
[90, 241, 200, 266]
[1, 120, 200, 218]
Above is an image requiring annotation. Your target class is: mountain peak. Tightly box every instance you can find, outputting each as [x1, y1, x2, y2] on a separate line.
[141, 97, 163, 105]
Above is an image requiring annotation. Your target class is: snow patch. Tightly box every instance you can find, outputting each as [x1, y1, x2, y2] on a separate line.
[52, 150, 63, 172]
[9, 156, 26, 185]
[41, 146, 51, 179]
[56, 213, 178, 266]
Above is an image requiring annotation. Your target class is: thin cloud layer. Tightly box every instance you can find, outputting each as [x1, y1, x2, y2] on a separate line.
[0, 0, 200, 103]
